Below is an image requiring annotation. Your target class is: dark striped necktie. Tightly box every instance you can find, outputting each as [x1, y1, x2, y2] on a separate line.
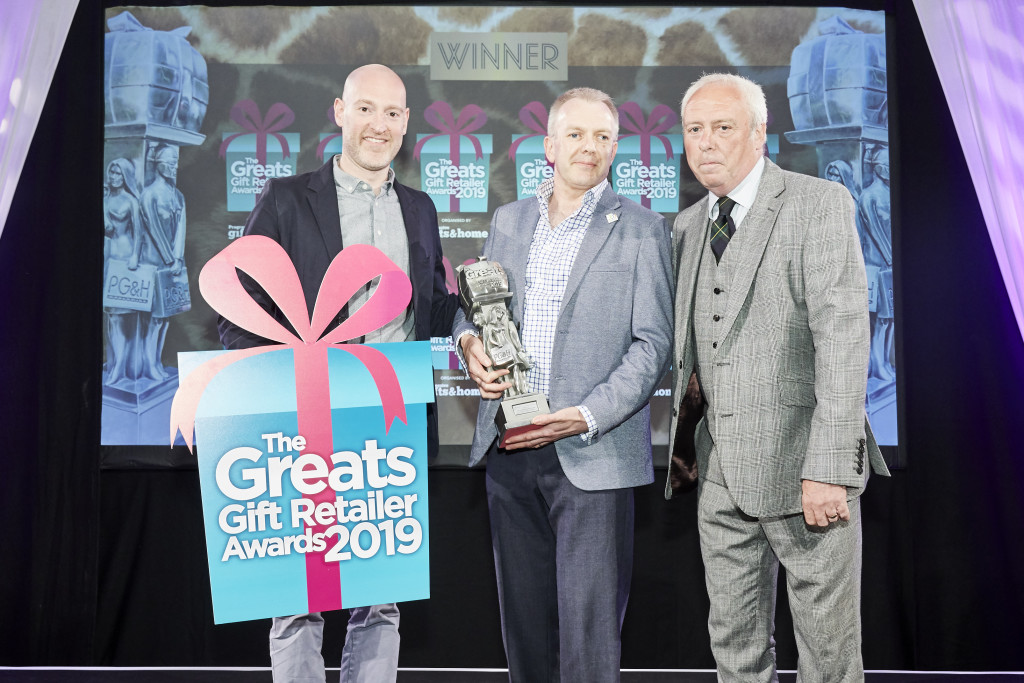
[709, 195, 736, 264]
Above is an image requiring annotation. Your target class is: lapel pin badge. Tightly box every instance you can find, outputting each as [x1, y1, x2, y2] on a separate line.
[606, 213, 619, 224]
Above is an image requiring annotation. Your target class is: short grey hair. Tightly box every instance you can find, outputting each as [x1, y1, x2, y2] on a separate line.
[548, 87, 618, 136]
[680, 73, 767, 130]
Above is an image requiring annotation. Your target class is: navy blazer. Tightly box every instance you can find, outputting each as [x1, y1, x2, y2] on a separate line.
[218, 159, 460, 458]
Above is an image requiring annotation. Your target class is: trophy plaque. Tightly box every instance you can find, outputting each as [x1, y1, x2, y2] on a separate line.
[457, 258, 550, 448]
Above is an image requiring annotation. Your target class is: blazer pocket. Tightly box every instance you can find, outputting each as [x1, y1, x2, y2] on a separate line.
[779, 379, 816, 407]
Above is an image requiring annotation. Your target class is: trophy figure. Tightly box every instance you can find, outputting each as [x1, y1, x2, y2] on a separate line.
[457, 258, 550, 448]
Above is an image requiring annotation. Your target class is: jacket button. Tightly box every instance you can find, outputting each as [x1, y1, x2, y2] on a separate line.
[712, 342, 718, 349]
[713, 314, 721, 322]
[678, 360, 683, 369]
[856, 465, 864, 474]
[714, 287, 722, 295]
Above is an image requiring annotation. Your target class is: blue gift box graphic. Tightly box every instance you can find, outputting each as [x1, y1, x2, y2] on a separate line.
[416, 134, 492, 213]
[318, 133, 344, 161]
[509, 101, 552, 200]
[414, 102, 491, 213]
[223, 131, 299, 212]
[611, 133, 682, 214]
[172, 237, 433, 624]
[219, 100, 298, 213]
[611, 102, 682, 213]
[180, 342, 434, 624]
[511, 136, 552, 200]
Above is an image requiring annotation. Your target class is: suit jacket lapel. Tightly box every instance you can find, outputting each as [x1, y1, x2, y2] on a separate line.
[395, 181, 423, 255]
[720, 161, 784, 340]
[394, 181, 427, 324]
[307, 160, 344, 259]
[677, 200, 710, 368]
[559, 190, 619, 318]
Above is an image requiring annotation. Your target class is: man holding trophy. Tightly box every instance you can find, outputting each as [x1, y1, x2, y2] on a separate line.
[453, 87, 673, 682]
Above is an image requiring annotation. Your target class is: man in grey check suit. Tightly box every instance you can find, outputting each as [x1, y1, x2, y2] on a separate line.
[454, 88, 673, 682]
[667, 73, 890, 681]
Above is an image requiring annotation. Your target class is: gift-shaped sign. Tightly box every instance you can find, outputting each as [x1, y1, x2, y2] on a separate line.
[509, 101, 553, 200]
[611, 102, 682, 213]
[220, 100, 298, 212]
[414, 102, 492, 213]
[171, 236, 433, 624]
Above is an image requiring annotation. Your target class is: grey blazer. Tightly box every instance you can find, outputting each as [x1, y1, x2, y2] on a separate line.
[665, 160, 890, 516]
[454, 189, 674, 491]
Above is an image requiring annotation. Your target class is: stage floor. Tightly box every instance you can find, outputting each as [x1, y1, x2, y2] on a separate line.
[2, 670, 1024, 682]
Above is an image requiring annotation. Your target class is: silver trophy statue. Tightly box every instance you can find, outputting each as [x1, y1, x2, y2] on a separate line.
[457, 258, 550, 448]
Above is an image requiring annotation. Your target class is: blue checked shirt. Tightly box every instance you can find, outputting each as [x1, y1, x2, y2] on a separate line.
[521, 177, 609, 441]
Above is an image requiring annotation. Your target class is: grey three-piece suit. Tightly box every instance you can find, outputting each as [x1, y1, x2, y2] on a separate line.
[666, 159, 890, 682]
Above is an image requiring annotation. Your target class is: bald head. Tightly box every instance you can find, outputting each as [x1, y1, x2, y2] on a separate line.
[342, 64, 407, 108]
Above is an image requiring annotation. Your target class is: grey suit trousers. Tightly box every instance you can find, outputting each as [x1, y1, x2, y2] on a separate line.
[269, 604, 400, 683]
[698, 456, 864, 683]
[486, 443, 634, 683]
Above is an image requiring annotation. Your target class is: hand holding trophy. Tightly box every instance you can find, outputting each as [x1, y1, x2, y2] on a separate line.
[457, 258, 550, 448]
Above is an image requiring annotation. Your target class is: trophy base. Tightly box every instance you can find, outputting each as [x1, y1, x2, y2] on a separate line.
[496, 393, 550, 449]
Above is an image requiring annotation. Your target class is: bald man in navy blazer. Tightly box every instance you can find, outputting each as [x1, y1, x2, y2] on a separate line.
[219, 64, 459, 683]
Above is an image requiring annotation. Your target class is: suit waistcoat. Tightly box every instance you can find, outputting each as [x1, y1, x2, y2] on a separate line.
[693, 219, 738, 485]
[696, 224, 729, 428]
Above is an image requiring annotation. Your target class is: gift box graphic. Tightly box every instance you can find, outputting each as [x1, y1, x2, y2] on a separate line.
[509, 101, 553, 200]
[318, 104, 344, 162]
[318, 134, 345, 162]
[172, 237, 433, 624]
[220, 100, 298, 213]
[415, 102, 491, 213]
[430, 335, 461, 371]
[612, 102, 682, 213]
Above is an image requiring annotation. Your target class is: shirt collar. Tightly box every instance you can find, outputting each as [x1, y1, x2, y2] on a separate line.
[705, 156, 765, 219]
[333, 154, 394, 195]
[536, 177, 609, 218]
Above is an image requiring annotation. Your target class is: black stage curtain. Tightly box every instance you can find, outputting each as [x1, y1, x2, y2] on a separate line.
[2, 0, 1023, 670]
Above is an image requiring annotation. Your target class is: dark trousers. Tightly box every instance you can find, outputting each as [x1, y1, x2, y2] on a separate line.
[485, 442, 634, 683]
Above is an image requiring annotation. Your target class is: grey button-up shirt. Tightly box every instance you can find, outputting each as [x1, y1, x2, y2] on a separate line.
[332, 156, 415, 343]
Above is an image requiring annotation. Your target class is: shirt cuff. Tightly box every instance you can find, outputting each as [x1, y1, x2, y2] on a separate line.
[454, 329, 479, 375]
[577, 405, 598, 442]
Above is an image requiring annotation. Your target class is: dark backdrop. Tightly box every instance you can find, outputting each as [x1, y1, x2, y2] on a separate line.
[2, 0, 1023, 670]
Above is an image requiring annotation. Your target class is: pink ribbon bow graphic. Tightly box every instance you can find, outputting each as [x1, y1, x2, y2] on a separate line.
[218, 100, 295, 165]
[413, 102, 487, 212]
[170, 235, 412, 612]
[317, 104, 343, 162]
[618, 102, 679, 208]
[508, 101, 549, 160]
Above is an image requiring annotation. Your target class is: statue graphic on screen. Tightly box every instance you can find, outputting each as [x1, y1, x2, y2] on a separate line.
[138, 144, 187, 381]
[825, 159, 859, 201]
[786, 15, 897, 446]
[857, 146, 895, 383]
[102, 10, 205, 444]
[103, 158, 143, 386]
